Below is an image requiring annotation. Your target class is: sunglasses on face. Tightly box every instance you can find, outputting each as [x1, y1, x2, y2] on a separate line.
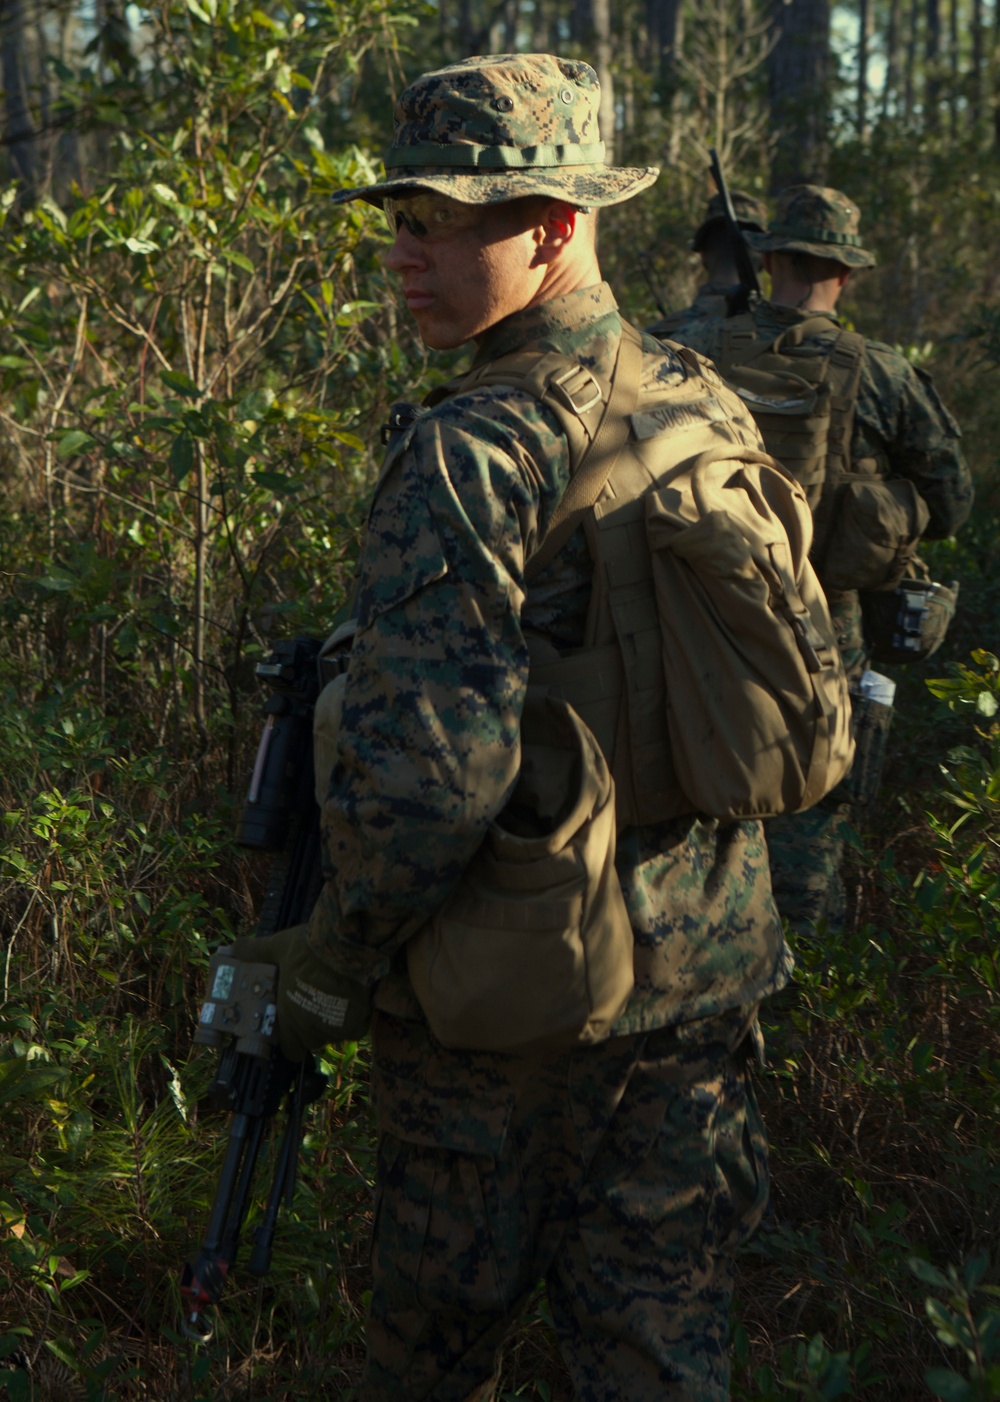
[383, 194, 484, 243]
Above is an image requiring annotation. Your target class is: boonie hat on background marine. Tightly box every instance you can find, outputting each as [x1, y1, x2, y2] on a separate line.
[330, 53, 659, 210]
[691, 190, 768, 251]
[746, 185, 876, 268]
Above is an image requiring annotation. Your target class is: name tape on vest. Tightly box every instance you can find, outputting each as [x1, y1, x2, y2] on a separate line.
[630, 395, 728, 441]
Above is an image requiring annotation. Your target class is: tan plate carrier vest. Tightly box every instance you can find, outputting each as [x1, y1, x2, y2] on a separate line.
[432, 323, 853, 829]
[714, 314, 866, 572]
[713, 314, 933, 593]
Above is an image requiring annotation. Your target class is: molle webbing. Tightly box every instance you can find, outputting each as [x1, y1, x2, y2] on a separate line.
[717, 315, 865, 570]
[718, 316, 864, 481]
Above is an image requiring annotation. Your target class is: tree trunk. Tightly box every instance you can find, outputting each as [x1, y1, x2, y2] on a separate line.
[767, 0, 831, 188]
[458, 0, 476, 57]
[531, 0, 548, 49]
[882, 0, 901, 119]
[971, 0, 983, 126]
[503, 0, 519, 48]
[574, 0, 616, 146]
[647, 0, 684, 89]
[621, 5, 635, 143]
[948, 0, 958, 135]
[925, 0, 940, 130]
[858, 0, 871, 138]
[1, 0, 38, 203]
[646, 0, 684, 160]
[904, 0, 919, 123]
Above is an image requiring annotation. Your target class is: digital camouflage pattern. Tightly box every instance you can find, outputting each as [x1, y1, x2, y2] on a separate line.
[364, 1005, 769, 1402]
[306, 278, 789, 1396]
[745, 184, 876, 268]
[646, 280, 737, 340]
[672, 299, 971, 936]
[307, 282, 791, 1035]
[763, 799, 851, 937]
[329, 53, 659, 211]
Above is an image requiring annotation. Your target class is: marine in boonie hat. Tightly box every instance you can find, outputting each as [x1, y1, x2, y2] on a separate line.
[330, 52, 659, 210]
[746, 184, 876, 269]
[691, 190, 768, 251]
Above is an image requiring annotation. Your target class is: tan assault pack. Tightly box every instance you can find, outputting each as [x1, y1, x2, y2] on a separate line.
[401, 321, 853, 1052]
[453, 322, 854, 827]
[713, 314, 930, 592]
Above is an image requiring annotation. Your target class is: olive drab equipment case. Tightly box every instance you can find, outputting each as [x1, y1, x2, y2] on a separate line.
[713, 314, 931, 593]
[449, 321, 855, 828]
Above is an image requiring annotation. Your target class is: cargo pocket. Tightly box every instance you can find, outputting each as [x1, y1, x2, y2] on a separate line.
[708, 1063, 770, 1254]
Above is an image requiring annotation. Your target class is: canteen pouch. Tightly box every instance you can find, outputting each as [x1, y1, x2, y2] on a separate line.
[406, 690, 634, 1053]
[313, 674, 348, 807]
[846, 671, 896, 805]
[862, 574, 959, 665]
[821, 477, 931, 592]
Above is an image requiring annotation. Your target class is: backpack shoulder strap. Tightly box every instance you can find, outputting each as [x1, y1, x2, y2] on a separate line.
[526, 322, 644, 579]
[422, 323, 646, 583]
[425, 349, 608, 470]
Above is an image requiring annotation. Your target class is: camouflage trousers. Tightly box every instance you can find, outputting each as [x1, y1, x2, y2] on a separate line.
[764, 799, 852, 939]
[763, 589, 874, 940]
[827, 588, 868, 685]
[362, 1006, 770, 1402]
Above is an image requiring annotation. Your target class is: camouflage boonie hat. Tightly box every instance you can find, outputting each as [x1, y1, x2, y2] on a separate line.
[746, 185, 876, 268]
[330, 53, 659, 210]
[691, 190, 768, 251]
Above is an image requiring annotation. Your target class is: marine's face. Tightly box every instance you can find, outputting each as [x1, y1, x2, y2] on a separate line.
[383, 192, 545, 349]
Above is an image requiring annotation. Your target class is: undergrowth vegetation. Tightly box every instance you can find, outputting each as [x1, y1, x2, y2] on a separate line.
[1, 2, 999, 1399]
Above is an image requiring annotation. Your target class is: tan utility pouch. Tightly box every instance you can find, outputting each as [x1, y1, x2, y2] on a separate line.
[312, 620, 357, 806]
[406, 690, 634, 1053]
[822, 476, 931, 592]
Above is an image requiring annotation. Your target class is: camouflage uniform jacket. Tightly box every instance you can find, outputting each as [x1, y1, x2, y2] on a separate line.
[308, 282, 791, 1037]
[672, 300, 973, 674]
[645, 279, 732, 340]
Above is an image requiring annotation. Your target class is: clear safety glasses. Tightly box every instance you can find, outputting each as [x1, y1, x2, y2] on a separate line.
[383, 193, 484, 244]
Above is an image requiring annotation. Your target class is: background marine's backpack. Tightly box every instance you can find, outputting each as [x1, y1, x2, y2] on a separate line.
[710, 313, 930, 593]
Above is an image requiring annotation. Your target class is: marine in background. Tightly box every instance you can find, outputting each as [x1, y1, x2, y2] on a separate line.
[668, 185, 973, 938]
[646, 189, 768, 340]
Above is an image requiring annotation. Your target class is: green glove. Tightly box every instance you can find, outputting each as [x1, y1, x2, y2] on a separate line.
[227, 924, 371, 1062]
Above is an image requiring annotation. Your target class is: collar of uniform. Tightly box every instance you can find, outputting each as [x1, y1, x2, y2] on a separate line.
[471, 281, 619, 366]
[758, 299, 842, 328]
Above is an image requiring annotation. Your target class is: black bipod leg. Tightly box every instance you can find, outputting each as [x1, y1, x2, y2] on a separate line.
[181, 1110, 265, 1341]
[220, 1112, 269, 1262]
[247, 1060, 310, 1277]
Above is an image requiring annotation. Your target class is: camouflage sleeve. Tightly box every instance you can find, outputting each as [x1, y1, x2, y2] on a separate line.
[659, 315, 724, 361]
[856, 344, 974, 538]
[306, 391, 570, 985]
